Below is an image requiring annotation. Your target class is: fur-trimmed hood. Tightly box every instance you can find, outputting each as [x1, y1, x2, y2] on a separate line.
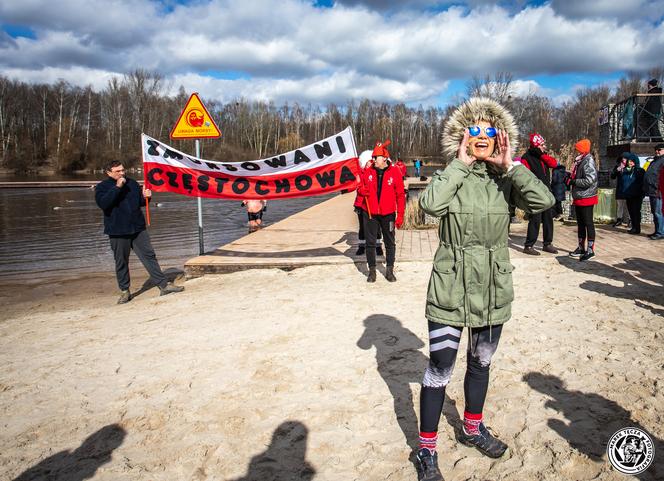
[441, 97, 519, 162]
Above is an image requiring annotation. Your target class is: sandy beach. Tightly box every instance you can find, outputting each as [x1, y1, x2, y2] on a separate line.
[1, 239, 663, 481]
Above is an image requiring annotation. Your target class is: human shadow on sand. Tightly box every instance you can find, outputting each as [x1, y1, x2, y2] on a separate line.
[554, 256, 664, 315]
[12, 424, 126, 481]
[524, 372, 662, 480]
[227, 421, 315, 481]
[356, 314, 462, 454]
[130, 267, 184, 299]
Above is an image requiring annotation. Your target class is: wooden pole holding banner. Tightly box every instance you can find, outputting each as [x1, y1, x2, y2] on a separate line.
[142, 137, 152, 226]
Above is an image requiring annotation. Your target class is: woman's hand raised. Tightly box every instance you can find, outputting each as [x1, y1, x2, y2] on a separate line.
[457, 129, 475, 167]
[485, 130, 513, 171]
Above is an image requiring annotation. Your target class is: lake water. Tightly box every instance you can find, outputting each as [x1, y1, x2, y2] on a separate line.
[0, 175, 333, 282]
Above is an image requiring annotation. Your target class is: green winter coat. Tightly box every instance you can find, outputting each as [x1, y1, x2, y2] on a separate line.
[419, 159, 555, 328]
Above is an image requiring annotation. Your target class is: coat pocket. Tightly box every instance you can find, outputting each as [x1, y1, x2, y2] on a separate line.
[493, 260, 515, 308]
[426, 259, 464, 309]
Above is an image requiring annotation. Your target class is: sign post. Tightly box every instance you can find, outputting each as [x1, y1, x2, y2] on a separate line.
[169, 92, 222, 255]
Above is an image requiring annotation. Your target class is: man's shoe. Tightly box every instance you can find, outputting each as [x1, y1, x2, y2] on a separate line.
[457, 423, 507, 458]
[385, 266, 397, 282]
[580, 250, 595, 261]
[159, 282, 184, 296]
[628, 229, 640, 235]
[523, 246, 540, 256]
[355, 245, 365, 256]
[613, 219, 623, 227]
[542, 244, 559, 254]
[376, 245, 384, 256]
[650, 234, 664, 240]
[569, 247, 585, 258]
[416, 448, 444, 481]
[367, 268, 377, 283]
[117, 290, 131, 304]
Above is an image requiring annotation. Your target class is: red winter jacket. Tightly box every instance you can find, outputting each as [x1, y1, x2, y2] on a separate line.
[357, 164, 406, 224]
[395, 160, 408, 178]
[521, 151, 558, 181]
[354, 161, 373, 208]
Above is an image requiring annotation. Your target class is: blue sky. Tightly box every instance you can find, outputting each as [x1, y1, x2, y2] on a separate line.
[1, 0, 663, 107]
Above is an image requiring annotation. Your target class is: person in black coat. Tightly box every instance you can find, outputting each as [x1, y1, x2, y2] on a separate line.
[618, 154, 646, 234]
[638, 78, 662, 141]
[95, 160, 184, 304]
[550, 164, 567, 219]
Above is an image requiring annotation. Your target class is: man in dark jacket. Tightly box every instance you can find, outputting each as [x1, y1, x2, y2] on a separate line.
[95, 160, 184, 303]
[643, 144, 664, 239]
[639, 79, 662, 141]
[520, 133, 560, 255]
[550, 164, 567, 219]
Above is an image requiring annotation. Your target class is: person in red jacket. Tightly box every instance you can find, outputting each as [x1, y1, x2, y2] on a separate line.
[520, 133, 560, 255]
[395, 157, 408, 179]
[354, 150, 383, 256]
[357, 140, 406, 282]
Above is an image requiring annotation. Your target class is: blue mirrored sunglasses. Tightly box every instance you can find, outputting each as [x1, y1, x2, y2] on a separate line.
[468, 126, 497, 138]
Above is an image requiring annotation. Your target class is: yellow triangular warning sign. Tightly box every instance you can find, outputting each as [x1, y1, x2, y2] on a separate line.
[170, 92, 221, 140]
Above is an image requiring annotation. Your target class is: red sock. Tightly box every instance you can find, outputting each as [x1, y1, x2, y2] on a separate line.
[419, 431, 437, 453]
[463, 411, 482, 436]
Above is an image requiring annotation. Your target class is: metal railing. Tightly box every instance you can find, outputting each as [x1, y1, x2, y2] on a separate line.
[601, 93, 663, 145]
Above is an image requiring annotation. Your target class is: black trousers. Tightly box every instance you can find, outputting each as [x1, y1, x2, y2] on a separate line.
[553, 200, 563, 218]
[525, 207, 554, 247]
[362, 211, 396, 267]
[626, 197, 644, 232]
[355, 207, 380, 242]
[109, 230, 167, 291]
[575, 205, 595, 241]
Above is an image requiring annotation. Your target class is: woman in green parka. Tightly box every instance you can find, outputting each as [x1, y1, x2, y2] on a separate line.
[415, 98, 554, 481]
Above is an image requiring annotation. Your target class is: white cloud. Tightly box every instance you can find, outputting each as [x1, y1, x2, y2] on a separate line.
[1, 66, 119, 90]
[169, 70, 444, 105]
[1, 0, 663, 105]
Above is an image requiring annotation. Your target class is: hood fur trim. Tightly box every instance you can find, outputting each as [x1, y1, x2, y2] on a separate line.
[441, 97, 519, 162]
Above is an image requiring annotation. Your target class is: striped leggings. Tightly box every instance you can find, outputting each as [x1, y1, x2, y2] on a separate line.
[419, 321, 503, 433]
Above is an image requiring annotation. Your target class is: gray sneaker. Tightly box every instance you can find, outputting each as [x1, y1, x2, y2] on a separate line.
[159, 283, 184, 296]
[117, 290, 131, 304]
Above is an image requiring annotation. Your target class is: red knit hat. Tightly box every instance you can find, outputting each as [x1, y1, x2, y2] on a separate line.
[372, 139, 391, 158]
[575, 139, 591, 155]
[529, 133, 545, 148]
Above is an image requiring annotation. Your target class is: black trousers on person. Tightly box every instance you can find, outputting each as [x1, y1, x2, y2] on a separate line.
[362, 211, 396, 267]
[626, 197, 644, 233]
[109, 230, 168, 291]
[525, 206, 554, 247]
[575, 205, 595, 242]
[355, 207, 380, 242]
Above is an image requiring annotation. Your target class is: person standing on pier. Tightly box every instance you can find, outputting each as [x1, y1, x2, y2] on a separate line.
[95, 161, 184, 304]
[357, 140, 406, 283]
[415, 98, 554, 481]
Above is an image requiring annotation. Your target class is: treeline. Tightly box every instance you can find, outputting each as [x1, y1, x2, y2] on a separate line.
[0, 69, 661, 173]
